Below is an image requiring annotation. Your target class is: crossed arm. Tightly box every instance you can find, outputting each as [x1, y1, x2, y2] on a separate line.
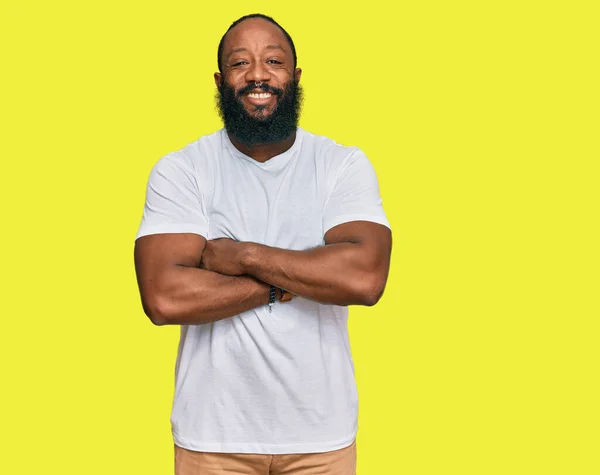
[134, 220, 392, 326]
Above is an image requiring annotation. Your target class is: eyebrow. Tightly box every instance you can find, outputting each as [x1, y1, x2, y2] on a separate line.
[227, 44, 287, 59]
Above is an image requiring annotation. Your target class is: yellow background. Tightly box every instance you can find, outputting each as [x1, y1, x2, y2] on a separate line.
[1, 1, 598, 473]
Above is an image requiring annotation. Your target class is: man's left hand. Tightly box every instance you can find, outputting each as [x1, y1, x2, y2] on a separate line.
[200, 238, 251, 276]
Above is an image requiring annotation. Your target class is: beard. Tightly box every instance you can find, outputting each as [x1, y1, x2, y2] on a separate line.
[216, 79, 303, 147]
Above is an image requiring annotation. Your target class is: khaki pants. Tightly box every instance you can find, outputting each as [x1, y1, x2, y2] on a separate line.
[175, 440, 356, 475]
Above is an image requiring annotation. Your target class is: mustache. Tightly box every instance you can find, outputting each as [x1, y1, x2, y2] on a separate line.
[235, 83, 284, 97]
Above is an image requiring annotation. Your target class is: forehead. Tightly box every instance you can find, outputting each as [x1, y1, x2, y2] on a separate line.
[223, 18, 291, 57]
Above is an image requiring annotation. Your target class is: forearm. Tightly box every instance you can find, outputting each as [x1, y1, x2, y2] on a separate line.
[141, 266, 271, 325]
[241, 243, 383, 306]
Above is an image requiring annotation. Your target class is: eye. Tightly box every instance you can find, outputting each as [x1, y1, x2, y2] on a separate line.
[231, 61, 248, 67]
[267, 59, 283, 64]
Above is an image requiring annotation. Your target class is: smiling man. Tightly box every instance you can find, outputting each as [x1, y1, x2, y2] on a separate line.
[134, 13, 392, 475]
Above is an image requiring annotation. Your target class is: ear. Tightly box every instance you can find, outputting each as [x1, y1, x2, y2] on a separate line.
[214, 72, 223, 89]
[295, 68, 302, 82]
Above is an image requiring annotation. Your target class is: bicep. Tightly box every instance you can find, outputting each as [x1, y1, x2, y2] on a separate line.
[134, 233, 207, 293]
[324, 220, 392, 273]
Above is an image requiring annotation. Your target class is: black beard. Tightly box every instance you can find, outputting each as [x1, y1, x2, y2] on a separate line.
[216, 79, 303, 147]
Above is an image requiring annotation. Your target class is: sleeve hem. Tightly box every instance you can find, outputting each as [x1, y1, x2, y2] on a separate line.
[323, 214, 391, 235]
[135, 223, 208, 241]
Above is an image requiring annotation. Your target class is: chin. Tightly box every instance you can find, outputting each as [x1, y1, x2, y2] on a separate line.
[249, 108, 275, 119]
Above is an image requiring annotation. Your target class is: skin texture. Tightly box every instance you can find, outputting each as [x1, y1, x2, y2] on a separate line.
[134, 18, 392, 325]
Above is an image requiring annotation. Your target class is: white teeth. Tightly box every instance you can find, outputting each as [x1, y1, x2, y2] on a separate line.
[248, 93, 272, 99]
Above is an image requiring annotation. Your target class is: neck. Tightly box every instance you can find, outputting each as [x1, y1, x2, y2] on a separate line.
[227, 131, 297, 163]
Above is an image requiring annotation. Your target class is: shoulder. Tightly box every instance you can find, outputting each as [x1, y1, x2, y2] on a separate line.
[150, 129, 225, 179]
[178, 129, 225, 169]
[299, 128, 370, 174]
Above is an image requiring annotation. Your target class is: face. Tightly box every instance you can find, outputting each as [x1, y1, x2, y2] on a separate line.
[215, 18, 303, 146]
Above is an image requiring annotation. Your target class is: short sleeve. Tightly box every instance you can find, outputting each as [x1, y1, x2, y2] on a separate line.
[135, 152, 209, 240]
[322, 150, 391, 234]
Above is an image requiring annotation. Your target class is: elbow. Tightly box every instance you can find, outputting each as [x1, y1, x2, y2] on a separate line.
[355, 275, 387, 307]
[361, 289, 383, 307]
[362, 294, 381, 307]
[141, 294, 174, 326]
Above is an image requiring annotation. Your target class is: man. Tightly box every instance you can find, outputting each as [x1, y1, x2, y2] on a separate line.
[134, 13, 392, 475]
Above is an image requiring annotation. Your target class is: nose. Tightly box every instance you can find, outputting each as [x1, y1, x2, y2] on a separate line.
[244, 61, 271, 85]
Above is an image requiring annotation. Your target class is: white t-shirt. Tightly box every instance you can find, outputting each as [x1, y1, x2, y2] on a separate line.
[136, 127, 390, 454]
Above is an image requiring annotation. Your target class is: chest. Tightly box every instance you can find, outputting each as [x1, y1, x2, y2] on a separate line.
[207, 156, 326, 250]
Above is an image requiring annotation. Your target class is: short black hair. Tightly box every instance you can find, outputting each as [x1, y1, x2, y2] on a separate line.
[217, 13, 297, 73]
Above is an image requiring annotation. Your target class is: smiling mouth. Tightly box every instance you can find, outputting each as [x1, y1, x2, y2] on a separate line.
[247, 92, 273, 99]
[243, 90, 277, 108]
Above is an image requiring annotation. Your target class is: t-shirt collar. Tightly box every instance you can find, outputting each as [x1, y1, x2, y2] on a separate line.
[222, 127, 304, 169]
